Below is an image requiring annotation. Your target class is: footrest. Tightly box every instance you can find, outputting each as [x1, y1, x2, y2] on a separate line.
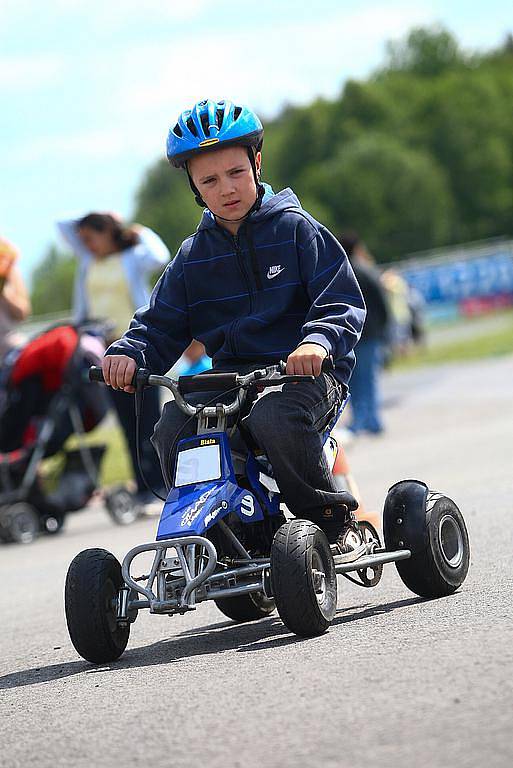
[333, 548, 411, 574]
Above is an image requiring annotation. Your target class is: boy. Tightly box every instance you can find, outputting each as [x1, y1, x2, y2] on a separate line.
[102, 98, 367, 560]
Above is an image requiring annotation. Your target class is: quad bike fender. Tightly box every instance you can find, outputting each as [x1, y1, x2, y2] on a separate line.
[383, 480, 429, 554]
[156, 481, 264, 540]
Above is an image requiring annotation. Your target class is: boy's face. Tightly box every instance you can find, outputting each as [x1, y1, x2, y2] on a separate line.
[188, 145, 261, 225]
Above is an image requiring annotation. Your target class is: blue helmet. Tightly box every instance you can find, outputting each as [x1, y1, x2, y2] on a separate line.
[167, 99, 264, 168]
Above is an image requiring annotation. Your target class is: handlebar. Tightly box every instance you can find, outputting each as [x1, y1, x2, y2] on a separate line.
[89, 355, 335, 417]
[177, 371, 239, 394]
[176, 355, 333, 394]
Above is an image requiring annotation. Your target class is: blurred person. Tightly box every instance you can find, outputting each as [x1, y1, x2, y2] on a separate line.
[381, 268, 413, 357]
[100, 98, 369, 562]
[177, 340, 212, 377]
[339, 232, 390, 435]
[407, 284, 427, 347]
[0, 236, 31, 365]
[56, 212, 169, 505]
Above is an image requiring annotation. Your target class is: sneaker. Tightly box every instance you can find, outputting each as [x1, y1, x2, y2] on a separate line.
[333, 515, 367, 562]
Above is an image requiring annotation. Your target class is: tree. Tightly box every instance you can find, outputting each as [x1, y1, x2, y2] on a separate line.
[426, 69, 513, 241]
[134, 160, 201, 259]
[384, 26, 464, 77]
[30, 246, 75, 315]
[299, 134, 453, 261]
[262, 99, 335, 190]
[129, 26, 513, 264]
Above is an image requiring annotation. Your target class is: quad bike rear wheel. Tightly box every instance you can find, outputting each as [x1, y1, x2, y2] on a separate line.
[384, 482, 470, 598]
[215, 591, 275, 622]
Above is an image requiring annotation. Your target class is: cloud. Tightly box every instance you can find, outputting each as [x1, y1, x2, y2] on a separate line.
[117, 2, 433, 118]
[1, 0, 440, 195]
[95, 0, 211, 20]
[4, 2, 432, 171]
[8, 129, 142, 164]
[0, 54, 63, 90]
[0, 0, 212, 26]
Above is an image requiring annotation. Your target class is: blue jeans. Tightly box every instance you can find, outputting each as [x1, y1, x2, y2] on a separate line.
[348, 339, 384, 434]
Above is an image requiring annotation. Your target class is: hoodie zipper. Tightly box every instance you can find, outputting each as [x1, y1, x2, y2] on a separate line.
[245, 221, 263, 291]
[233, 230, 254, 312]
[220, 229, 252, 358]
[220, 223, 263, 358]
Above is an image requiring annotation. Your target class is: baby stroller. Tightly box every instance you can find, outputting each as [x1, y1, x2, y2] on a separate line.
[0, 323, 139, 543]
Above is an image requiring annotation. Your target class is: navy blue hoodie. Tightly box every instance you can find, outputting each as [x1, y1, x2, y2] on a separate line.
[108, 187, 366, 386]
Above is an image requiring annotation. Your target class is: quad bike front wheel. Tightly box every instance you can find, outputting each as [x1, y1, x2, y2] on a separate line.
[384, 482, 470, 598]
[65, 548, 130, 663]
[271, 520, 337, 637]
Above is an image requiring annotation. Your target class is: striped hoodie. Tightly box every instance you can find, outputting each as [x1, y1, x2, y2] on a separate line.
[107, 186, 366, 386]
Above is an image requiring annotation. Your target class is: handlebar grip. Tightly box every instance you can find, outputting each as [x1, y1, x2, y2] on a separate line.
[89, 366, 105, 383]
[88, 366, 149, 388]
[178, 372, 239, 395]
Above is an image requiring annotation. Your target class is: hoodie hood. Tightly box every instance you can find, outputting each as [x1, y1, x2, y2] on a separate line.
[197, 184, 301, 231]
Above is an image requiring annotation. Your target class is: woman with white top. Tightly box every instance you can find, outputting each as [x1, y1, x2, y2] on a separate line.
[56, 212, 169, 505]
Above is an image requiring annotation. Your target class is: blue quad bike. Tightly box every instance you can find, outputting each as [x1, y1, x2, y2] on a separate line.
[65, 363, 470, 663]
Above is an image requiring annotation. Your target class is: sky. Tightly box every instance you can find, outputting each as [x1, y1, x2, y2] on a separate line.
[1, 0, 512, 283]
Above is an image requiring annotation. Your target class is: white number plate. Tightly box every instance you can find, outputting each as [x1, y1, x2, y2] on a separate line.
[175, 444, 222, 487]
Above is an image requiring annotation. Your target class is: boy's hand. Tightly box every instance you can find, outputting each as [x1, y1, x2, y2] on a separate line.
[102, 354, 137, 393]
[286, 343, 328, 377]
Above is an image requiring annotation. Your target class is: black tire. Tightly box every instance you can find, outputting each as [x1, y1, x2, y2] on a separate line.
[0, 503, 40, 544]
[105, 488, 139, 526]
[271, 520, 337, 637]
[386, 492, 470, 598]
[65, 548, 130, 663]
[215, 592, 275, 622]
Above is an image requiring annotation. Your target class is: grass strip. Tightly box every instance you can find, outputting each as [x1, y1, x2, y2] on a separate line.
[391, 312, 513, 370]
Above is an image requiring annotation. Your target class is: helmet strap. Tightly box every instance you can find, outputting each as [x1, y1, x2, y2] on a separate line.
[185, 167, 207, 208]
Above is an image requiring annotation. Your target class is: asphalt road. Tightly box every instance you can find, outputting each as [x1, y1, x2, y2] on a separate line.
[1, 355, 512, 768]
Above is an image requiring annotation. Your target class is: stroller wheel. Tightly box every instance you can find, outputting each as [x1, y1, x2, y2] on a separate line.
[105, 487, 140, 526]
[44, 515, 65, 535]
[0, 503, 40, 544]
